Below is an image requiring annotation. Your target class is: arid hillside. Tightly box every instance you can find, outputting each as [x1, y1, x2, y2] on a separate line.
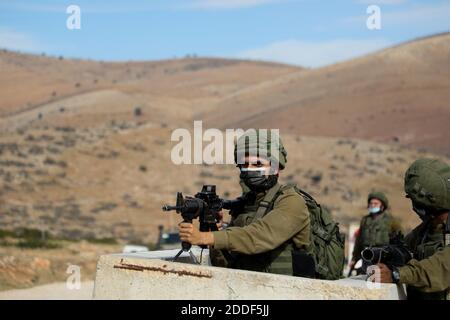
[203, 32, 450, 156]
[1, 34, 450, 290]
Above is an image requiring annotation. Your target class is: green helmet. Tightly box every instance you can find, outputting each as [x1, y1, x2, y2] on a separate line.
[404, 158, 450, 211]
[234, 129, 287, 170]
[368, 191, 389, 209]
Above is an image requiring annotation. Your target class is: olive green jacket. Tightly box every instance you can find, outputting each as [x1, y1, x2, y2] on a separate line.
[399, 221, 450, 298]
[351, 211, 402, 262]
[211, 183, 310, 270]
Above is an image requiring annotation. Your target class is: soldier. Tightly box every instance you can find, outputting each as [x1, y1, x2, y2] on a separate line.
[372, 158, 450, 300]
[178, 129, 315, 277]
[349, 191, 402, 272]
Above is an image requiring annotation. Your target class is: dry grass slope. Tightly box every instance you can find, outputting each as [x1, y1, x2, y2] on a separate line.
[0, 34, 449, 290]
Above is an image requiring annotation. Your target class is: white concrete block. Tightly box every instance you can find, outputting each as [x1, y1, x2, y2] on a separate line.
[93, 249, 405, 300]
[115, 247, 211, 266]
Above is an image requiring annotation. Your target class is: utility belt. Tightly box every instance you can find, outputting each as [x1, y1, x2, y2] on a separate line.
[446, 214, 450, 301]
[291, 248, 316, 278]
[226, 246, 316, 278]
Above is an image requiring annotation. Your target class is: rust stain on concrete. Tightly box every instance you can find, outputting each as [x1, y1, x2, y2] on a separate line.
[113, 259, 212, 279]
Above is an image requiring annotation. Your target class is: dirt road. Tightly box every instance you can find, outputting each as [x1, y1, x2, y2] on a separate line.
[0, 281, 94, 300]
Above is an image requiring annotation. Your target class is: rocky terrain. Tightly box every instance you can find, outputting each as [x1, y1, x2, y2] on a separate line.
[1, 33, 449, 290]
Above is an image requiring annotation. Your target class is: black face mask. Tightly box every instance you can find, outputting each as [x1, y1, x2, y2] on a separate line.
[412, 202, 428, 221]
[239, 169, 278, 192]
[411, 201, 444, 221]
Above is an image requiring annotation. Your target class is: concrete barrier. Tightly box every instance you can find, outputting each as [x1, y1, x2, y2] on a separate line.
[93, 248, 406, 300]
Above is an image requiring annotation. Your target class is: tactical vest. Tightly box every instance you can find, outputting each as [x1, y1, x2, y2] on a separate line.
[406, 219, 448, 300]
[359, 212, 394, 248]
[228, 184, 303, 276]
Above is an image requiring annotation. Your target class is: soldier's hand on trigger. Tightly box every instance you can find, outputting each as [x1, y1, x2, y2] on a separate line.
[368, 263, 393, 283]
[178, 222, 199, 244]
[178, 222, 214, 246]
[216, 211, 224, 230]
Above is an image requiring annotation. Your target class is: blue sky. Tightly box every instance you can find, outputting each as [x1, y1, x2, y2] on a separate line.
[1, 0, 449, 67]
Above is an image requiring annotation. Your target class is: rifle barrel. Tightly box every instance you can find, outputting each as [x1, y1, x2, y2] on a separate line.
[162, 205, 180, 211]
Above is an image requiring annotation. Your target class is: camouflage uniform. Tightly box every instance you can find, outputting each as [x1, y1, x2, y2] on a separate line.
[210, 130, 311, 276]
[400, 223, 450, 299]
[351, 192, 402, 262]
[212, 182, 310, 275]
[398, 158, 450, 300]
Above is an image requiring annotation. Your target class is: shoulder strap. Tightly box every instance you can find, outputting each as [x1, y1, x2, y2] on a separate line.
[361, 215, 369, 227]
[418, 218, 432, 248]
[445, 213, 450, 246]
[294, 186, 318, 205]
[251, 184, 283, 223]
[444, 214, 450, 300]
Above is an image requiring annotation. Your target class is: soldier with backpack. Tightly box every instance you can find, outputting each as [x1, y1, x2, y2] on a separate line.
[178, 129, 345, 280]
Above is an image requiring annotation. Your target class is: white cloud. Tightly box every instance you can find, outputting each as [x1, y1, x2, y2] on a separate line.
[1, 0, 292, 13]
[238, 38, 392, 68]
[345, 2, 450, 25]
[183, 0, 281, 10]
[357, 0, 408, 4]
[0, 28, 42, 52]
[0, 2, 161, 14]
[0, 2, 64, 13]
[382, 2, 450, 24]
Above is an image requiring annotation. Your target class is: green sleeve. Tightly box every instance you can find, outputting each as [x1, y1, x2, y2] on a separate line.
[399, 246, 450, 292]
[212, 190, 309, 255]
[404, 223, 424, 250]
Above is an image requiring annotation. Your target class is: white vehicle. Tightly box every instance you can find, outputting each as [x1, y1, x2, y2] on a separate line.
[158, 231, 181, 250]
[122, 245, 149, 253]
